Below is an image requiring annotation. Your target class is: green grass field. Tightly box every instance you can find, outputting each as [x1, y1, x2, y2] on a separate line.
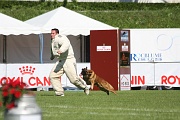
[1, 90, 179, 120]
[0, 2, 179, 28]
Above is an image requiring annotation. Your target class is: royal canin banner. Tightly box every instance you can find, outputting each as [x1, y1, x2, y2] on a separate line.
[1, 63, 180, 88]
[0, 63, 90, 88]
[131, 63, 180, 87]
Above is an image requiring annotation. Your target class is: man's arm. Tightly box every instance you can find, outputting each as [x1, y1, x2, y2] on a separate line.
[57, 35, 70, 54]
[50, 46, 55, 60]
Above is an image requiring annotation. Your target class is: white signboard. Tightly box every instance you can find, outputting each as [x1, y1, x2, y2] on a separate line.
[122, 45, 128, 51]
[120, 74, 131, 90]
[155, 63, 180, 87]
[131, 63, 155, 87]
[130, 29, 180, 62]
[0, 64, 6, 78]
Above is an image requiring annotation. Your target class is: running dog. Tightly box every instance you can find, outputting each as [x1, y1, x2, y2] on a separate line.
[80, 67, 117, 95]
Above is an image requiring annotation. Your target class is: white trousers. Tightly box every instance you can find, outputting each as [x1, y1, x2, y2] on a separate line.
[49, 57, 86, 95]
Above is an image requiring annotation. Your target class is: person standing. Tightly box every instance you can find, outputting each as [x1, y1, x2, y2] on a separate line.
[49, 28, 89, 96]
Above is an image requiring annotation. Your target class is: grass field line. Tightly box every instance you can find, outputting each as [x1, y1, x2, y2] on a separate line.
[43, 105, 180, 113]
[43, 111, 151, 117]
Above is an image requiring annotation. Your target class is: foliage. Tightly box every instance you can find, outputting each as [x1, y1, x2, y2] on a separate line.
[0, 80, 27, 110]
[0, 2, 179, 10]
[0, 2, 179, 28]
[80, 9, 180, 28]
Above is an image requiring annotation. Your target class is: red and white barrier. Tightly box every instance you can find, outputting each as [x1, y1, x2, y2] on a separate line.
[0, 63, 90, 88]
[1, 62, 180, 88]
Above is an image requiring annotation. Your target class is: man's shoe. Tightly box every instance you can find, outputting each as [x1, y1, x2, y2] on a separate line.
[56, 94, 65, 96]
[84, 87, 90, 95]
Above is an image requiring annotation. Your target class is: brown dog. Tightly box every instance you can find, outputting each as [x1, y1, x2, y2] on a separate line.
[80, 67, 117, 95]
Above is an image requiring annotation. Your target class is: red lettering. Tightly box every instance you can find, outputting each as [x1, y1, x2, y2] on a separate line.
[161, 75, 180, 85]
[175, 76, 180, 84]
[44, 77, 51, 86]
[168, 76, 176, 84]
[161, 75, 167, 84]
[36, 77, 43, 86]
[0, 77, 24, 85]
[13, 77, 22, 84]
[8, 77, 15, 82]
[131, 76, 136, 84]
[1, 76, 52, 87]
[138, 76, 145, 84]
[131, 76, 145, 85]
[0, 77, 8, 85]
[20, 77, 24, 83]
[29, 77, 36, 86]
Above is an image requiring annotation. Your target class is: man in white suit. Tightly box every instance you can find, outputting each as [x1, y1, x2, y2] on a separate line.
[49, 28, 89, 96]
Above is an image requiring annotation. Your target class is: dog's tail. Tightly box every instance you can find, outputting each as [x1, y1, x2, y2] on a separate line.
[111, 90, 117, 95]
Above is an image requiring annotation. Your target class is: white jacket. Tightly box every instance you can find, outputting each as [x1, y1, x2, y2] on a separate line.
[51, 34, 74, 60]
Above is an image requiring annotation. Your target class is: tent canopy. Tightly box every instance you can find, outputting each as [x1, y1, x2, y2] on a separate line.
[0, 13, 41, 63]
[0, 13, 41, 35]
[25, 6, 116, 36]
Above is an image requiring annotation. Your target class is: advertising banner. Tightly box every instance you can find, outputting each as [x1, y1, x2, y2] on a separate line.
[131, 63, 154, 87]
[131, 63, 180, 87]
[0, 63, 90, 88]
[155, 63, 180, 87]
[130, 29, 180, 63]
[1, 63, 180, 88]
[0, 64, 6, 78]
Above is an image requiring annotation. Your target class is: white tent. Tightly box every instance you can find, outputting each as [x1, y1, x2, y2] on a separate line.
[0, 13, 42, 63]
[25, 6, 116, 36]
[25, 7, 116, 63]
[0, 13, 41, 35]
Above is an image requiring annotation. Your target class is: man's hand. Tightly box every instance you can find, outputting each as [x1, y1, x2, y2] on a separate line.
[50, 55, 55, 60]
[57, 50, 61, 54]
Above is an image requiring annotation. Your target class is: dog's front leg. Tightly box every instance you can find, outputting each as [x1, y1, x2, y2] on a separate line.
[90, 80, 95, 90]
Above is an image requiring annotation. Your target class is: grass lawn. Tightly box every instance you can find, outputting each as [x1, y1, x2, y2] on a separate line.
[0, 3, 179, 28]
[1, 90, 180, 120]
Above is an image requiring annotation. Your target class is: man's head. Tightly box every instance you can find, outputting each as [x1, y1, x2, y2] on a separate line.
[51, 28, 59, 39]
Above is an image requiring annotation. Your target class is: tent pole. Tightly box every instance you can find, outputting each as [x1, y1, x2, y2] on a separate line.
[80, 35, 82, 62]
[38, 34, 44, 63]
[3, 35, 7, 63]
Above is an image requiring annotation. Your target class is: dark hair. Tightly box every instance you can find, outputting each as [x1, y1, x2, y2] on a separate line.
[51, 28, 59, 34]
